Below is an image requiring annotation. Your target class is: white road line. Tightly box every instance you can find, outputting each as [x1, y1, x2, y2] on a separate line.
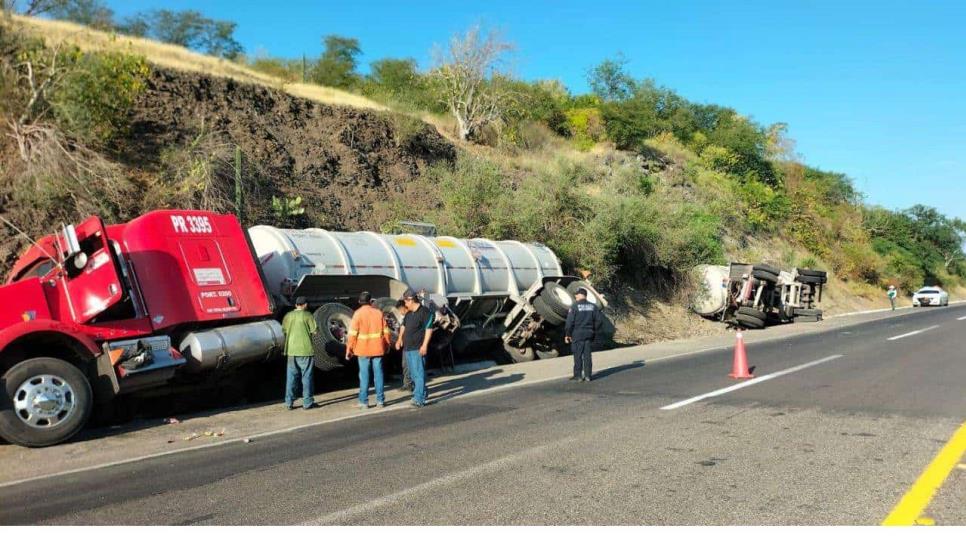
[659, 354, 844, 411]
[304, 439, 572, 525]
[957, 316, 966, 321]
[887, 325, 940, 341]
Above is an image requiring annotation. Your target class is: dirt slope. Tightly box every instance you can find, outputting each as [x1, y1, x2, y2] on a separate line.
[128, 67, 456, 230]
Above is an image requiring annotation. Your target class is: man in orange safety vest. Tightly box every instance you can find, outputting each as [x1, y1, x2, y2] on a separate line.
[346, 291, 392, 409]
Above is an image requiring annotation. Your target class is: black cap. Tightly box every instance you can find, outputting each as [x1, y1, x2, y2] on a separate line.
[575, 288, 588, 296]
[402, 288, 417, 300]
[358, 291, 372, 304]
[295, 296, 308, 305]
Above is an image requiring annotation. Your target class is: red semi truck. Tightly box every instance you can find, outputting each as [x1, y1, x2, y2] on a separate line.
[0, 210, 282, 447]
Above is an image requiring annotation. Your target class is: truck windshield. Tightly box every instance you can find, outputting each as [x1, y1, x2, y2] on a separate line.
[12, 259, 55, 282]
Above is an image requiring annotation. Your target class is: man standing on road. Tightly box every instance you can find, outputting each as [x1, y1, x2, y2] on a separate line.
[395, 299, 414, 392]
[395, 289, 434, 407]
[282, 296, 318, 410]
[565, 288, 603, 382]
[887, 285, 898, 311]
[346, 291, 391, 409]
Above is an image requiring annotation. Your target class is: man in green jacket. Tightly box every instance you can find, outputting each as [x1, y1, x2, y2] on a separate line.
[282, 296, 318, 410]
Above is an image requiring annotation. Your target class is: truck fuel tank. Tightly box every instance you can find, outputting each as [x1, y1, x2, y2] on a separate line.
[179, 320, 283, 373]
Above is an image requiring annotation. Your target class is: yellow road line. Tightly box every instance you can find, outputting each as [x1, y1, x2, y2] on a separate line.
[882, 421, 966, 526]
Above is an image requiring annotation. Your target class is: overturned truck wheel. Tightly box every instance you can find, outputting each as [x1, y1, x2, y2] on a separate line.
[540, 281, 574, 318]
[734, 306, 766, 329]
[502, 342, 536, 363]
[534, 297, 565, 326]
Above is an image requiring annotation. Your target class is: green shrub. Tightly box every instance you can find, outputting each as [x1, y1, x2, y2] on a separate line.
[248, 56, 301, 83]
[564, 107, 605, 151]
[733, 176, 790, 232]
[799, 255, 819, 269]
[51, 50, 149, 144]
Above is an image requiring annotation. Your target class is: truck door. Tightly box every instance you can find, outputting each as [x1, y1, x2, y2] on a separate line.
[64, 216, 125, 323]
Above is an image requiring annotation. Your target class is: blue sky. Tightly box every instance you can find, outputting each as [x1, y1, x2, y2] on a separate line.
[107, 0, 966, 220]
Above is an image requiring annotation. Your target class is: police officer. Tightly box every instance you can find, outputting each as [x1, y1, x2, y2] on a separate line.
[564, 288, 602, 382]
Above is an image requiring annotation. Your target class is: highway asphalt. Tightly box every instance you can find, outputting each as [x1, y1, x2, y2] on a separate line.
[1, 305, 964, 525]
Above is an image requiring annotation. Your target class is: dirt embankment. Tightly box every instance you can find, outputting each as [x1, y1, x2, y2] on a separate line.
[126, 67, 456, 229]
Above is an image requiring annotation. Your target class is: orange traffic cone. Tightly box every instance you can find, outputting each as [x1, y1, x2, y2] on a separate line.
[729, 330, 754, 379]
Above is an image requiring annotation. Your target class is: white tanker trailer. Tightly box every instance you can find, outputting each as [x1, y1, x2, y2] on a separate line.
[249, 226, 607, 368]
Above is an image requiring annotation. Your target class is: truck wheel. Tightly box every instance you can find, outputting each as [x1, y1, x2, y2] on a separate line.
[797, 268, 827, 278]
[734, 311, 765, 329]
[534, 345, 560, 360]
[534, 297, 565, 326]
[540, 281, 574, 318]
[754, 263, 780, 275]
[752, 269, 779, 283]
[736, 306, 767, 321]
[566, 281, 602, 308]
[312, 303, 354, 370]
[503, 342, 536, 363]
[795, 274, 827, 285]
[0, 357, 93, 447]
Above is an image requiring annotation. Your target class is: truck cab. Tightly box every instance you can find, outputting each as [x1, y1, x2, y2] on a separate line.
[0, 210, 279, 447]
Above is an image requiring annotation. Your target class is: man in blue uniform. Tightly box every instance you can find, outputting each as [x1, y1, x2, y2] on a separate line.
[564, 288, 603, 382]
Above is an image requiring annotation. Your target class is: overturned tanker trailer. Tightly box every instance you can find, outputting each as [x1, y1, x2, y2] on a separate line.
[249, 226, 608, 368]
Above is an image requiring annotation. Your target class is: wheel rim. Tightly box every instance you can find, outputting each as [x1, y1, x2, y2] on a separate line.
[329, 316, 350, 344]
[553, 285, 573, 306]
[13, 374, 76, 429]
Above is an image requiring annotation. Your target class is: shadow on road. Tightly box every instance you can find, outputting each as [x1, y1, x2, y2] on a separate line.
[592, 361, 646, 380]
[428, 369, 525, 404]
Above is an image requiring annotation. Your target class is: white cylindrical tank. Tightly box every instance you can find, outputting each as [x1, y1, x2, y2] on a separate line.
[249, 226, 563, 301]
[690, 264, 729, 317]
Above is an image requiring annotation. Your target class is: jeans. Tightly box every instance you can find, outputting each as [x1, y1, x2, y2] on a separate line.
[572, 339, 593, 379]
[404, 349, 427, 405]
[401, 354, 413, 390]
[358, 356, 385, 406]
[890, 298, 896, 310]
[285, 356, 314, 408]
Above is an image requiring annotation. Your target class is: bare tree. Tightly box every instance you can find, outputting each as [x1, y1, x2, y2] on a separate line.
[432, 25, 513, 142]
[5, 0, 60, 15]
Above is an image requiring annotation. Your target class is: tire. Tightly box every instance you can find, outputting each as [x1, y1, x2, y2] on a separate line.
[566, 281, 603, 308]
[753, 263, 780, 275]
[735, 314, 765, 329]
[797, 268, 827, 278]
[752, 269, 779, 283]
[374, 297, 403, 346]
[503, 343, 536, 363]
[535, 346, 560, 360]
[534, 297, 565, 326]
[736, 306, 767, 321]
[540, 281, 574, 318]
[796, 274, 827, 285]
[0, 357, 93, 447]
[311, 303, 354, 370]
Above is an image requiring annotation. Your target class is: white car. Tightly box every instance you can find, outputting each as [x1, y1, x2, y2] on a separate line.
[912, 286, 949, 307]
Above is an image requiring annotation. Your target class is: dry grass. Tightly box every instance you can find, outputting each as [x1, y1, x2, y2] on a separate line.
[9, 14, 386, 111]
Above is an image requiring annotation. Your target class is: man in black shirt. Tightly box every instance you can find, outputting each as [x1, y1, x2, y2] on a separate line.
[395, 289, 434, 406]
[565, 288, 603, 382]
